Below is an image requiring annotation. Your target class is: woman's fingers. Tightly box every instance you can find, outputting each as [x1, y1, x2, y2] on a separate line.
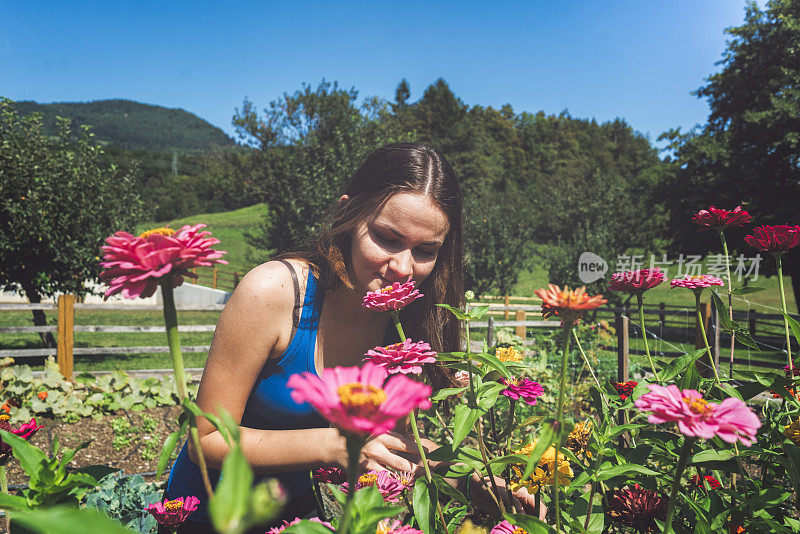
[361, 439, 417, 473]
[376, 431, 421, 454]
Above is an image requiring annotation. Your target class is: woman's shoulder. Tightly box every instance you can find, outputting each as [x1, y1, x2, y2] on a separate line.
[230, 259, 312, 311]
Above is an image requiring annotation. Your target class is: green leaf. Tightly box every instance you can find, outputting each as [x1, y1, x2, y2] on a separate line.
[436, 303, 469, 321]
[710, 290, 735, 330]
[468, 353, 512, 379]
[430, 386, 467, 401]
[283, 520, 336, 534]
[677, 358, 702, 391]
[732, 286, 766, 295]
[0, 491, 32, 511]
[749, 487, 791, 510]
[208, 446, 253, 534]
[11, 506, 137, 534]
[468, 304, 491, 320]
[784, 313, 800, 350]
[413, 477, 436, 534]
[504, 512, 556, 533]
[157, 417, 188, 478]
[595, 463, 659, 481]
[691, 450, 735, 463]
[659, 349, 706, 383]
[0, 429, 47, 482]
[782, 442, 800, 505]
[432, 473, 469, 504]
[182, 397, 232, 446]
[733, 324, 759, 350]
[451, 404, 481, 449]
[522, 425, 554, 480]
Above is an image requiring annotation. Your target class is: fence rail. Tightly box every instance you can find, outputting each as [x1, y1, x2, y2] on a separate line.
[1, 293, 796, 380]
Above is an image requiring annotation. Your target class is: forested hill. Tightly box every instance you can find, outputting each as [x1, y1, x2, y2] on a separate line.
[11, 99, 234, 151]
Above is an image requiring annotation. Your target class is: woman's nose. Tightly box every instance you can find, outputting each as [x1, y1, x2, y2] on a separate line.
[388, 250, 413, 279]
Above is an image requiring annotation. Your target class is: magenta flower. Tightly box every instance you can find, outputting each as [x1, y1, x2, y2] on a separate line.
[100, 224, 227, 299]
[491, 520, 528, 534]
[500, 378, 544, 406]
[605, 484, 666, 532]
[267, 517, 334, 534]
[287, 362, 432, 437]
[377, 519, 424, 534]
[0, 415, 44, 465]
[669, 275, 724, 294]
[362, 276, 422, 311]
[341, 469, 406, 503]
[745, 225, 800, 256]
[634, 384, 761, 446]
[144, 496, 200, 528]
[364, 339, 437, 375]
[691, 205, 752, 230]
[608, 268, 665, 294]
[313, 466, 347, 484]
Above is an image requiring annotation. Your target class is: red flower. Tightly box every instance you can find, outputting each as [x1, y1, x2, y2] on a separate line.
[692, 205, 752, 230]
[37, 391, 48, 400]
[691, 474, 721, 489]
[608, 268, 665, 294]
[606, 484, 667, 532]
[613, 380, 638, 400]
[145, 496, 200, 528]
[0, 414, 43, 465]
[362, 276, 422, 312]
[745, 225, 800, 256]
[313, 466, 347, 484]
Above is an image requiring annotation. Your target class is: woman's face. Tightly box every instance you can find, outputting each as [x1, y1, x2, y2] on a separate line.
[349, 192, 450, 294]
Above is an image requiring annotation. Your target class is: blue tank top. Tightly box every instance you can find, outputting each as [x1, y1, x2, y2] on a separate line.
[166, 266, 328, 523]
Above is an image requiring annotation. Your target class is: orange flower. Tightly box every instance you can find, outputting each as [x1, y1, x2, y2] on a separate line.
[534, 284, 607, 325]
[37, 391, 48, 400]
[0, 402, 10, 414]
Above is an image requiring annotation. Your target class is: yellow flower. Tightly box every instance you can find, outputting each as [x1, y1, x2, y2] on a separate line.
[566, 419, 592, 458]
[509, 441, 573, 493]
[496, 346, 522, 363]
[783, 419, 800, 446]
[139, 226, 175, 239]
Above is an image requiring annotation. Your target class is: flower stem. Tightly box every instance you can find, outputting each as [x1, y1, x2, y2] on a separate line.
[637, 293, 660, 382]
[583, 450, 605, 531]
[664, 438, 694, 534]
[695, 292, 721, 386]
[553, 323, 573, 534]
[338, 437, 364, 534]
[161, 282, 214, 499]
[777, 255, 794, 375]
[1, 464, 9, 533]
[720, 230, 736, 379]
[390, 311, 448, 533]
[572, 329, 603, 391]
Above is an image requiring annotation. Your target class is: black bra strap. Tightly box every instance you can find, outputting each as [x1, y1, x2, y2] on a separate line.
[277, 259, 301, 339]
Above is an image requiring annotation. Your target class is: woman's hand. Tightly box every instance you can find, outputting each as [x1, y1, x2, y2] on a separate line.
[328, 430, 422, 474]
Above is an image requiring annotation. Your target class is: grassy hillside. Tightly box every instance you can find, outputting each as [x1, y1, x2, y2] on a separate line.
[12, 99, 234, 151]
[136, 203, 270, 275]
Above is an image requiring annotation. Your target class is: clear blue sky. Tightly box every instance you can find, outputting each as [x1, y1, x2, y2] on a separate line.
[1, 1, 757, 148]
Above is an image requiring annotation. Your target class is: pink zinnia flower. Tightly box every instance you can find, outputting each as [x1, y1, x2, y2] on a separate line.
[267, 517, 333, 534]
[100, 224, 227, 299]
[364, 339, 437, 375]
[669, 274, 724, 294]
[634, 384, 761, 446]
[144, 496, 200, 528]
[0, 415, 43, 465]
[500, 378, 544, 405]
[745, 224, 800, 256]
[287, 362, 431, 437]
[692, 205, 752, 230]
[608, 268, 665, 294]
[341, 469, 405, 503]
[313, 466, 347, 484]
[491, 520, 528, 534]
[377, 519, 424, 534]
[362, 276, 422, 311]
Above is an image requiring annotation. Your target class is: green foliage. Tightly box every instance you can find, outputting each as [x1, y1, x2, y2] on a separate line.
[0, 98, 146, 301]
[83, 472, 162, 533]
[0, 358, 195, 423]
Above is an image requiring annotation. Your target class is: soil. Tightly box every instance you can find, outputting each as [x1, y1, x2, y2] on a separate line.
[5, 405, 184, 488]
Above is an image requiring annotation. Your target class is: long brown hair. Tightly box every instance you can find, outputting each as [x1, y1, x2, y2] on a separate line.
[281, 143, 464, 388]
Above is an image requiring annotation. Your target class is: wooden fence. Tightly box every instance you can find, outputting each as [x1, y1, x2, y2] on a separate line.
[1, 294, 797, 381]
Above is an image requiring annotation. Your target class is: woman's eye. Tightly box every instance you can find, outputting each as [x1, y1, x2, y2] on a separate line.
[373, 232, 397, 245]
[416, 248, 438, 259]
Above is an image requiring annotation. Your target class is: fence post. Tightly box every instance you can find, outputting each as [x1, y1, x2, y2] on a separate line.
[487, 316, 494, 348]
[234, 271, 241, 289]
[192, 267, 198, 284]
[749, 311, 757, 338]
[695, 301, 714, 378]
[504, 295, 511, 320]
[659, 302, 666, 326]
[515, 310, 526, 342]
[56, 294, 75, 381]
[616, 312, 629, 382]
[212, 268, 218, 289]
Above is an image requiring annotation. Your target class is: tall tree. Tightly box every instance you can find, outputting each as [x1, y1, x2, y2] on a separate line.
[661, 0, 800, 309]
[0, 99, 145, 344]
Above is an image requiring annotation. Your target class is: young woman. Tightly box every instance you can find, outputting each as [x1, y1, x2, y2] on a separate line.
[163, 143, 465, 532]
